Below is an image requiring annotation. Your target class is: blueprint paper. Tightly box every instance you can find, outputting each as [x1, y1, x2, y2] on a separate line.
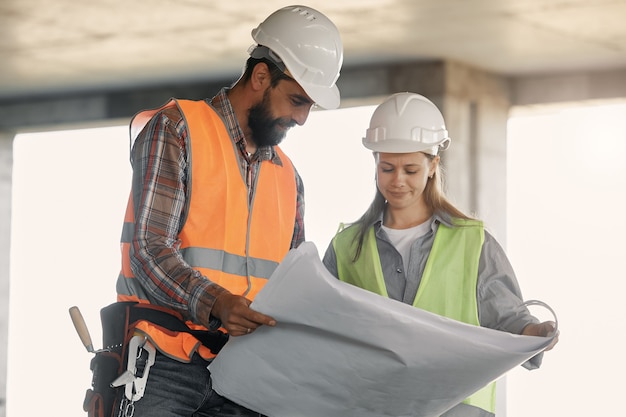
[209, 242, 555, 417]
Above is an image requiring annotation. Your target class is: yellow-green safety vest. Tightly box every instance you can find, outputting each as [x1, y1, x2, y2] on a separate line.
[332, 219, 496, 415]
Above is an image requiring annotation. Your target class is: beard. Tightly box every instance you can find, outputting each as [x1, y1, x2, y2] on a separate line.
[248, 89, 295, 148]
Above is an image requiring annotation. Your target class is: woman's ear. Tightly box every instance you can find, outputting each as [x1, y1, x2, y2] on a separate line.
[429, 155, 441, 178]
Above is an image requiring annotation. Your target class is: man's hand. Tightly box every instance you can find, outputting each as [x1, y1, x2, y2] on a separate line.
[522, 321, 560, 351]
[212, 293, 277, 336]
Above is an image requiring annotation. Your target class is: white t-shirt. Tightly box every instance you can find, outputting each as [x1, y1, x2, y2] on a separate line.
[382, 218, 432, 273]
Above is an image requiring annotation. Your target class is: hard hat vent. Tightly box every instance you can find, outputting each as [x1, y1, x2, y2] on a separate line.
[291, 6, 316, 20]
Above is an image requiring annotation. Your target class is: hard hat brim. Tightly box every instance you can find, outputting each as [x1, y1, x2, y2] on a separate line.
[301, 82, 340, 110]
[362, 138, 450, 154]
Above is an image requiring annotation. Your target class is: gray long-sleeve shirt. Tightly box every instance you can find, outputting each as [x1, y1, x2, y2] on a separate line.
[322, 214, 542, 370]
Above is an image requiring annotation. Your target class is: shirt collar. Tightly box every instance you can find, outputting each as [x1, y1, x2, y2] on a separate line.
[210, 87, 283, 165]
[372, 210, 453, 232]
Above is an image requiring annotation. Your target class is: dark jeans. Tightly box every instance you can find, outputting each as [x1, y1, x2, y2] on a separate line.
[121, 350, 265, 417]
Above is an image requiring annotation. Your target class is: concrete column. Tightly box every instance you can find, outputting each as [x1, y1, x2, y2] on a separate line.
[0, 130, 14, 417]
[440, 61, 511, 244]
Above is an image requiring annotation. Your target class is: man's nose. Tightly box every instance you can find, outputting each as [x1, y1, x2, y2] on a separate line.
[292, 105, 312, 126]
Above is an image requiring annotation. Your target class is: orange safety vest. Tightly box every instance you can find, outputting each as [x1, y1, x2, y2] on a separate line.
[116, 98, 297, 361]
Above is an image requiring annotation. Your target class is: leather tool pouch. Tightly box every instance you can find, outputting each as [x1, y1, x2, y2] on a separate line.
[83, 350, 121, 417]
[83, 302, 134, 417]
[82, 302, 229, 417]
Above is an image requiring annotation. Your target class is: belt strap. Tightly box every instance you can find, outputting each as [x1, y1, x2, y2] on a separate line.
[100, 302, 229, 354]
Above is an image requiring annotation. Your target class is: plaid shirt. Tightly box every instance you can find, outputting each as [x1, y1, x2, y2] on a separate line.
[128, 88, 305, 327]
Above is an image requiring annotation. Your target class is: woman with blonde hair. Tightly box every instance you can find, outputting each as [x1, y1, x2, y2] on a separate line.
[323, 92, 558, 417]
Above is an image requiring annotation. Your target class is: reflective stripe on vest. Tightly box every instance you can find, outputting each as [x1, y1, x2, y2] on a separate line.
[332, 219, 496, 415]
[116, 98, 297, 361]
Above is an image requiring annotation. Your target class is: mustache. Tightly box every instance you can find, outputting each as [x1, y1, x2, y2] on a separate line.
[275, 118, 296, 129]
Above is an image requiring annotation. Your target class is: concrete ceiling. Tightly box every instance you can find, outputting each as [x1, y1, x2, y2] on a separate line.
[2, 0, 626, 100]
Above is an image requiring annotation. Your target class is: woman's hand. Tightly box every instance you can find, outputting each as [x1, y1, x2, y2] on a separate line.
[522, 321, 559, 351]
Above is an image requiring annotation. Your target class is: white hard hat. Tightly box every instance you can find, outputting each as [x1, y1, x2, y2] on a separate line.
[250, 5, 343, 109]
[363, 92, 451, 155]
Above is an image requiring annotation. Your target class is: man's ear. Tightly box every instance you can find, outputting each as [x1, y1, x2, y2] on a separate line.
[250, 62, 271, 92]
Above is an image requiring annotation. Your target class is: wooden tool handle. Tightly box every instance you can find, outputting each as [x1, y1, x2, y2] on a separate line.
[69, 306, 94, 352]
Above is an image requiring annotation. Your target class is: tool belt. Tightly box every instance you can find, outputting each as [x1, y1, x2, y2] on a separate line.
[83, 302, 229, 417]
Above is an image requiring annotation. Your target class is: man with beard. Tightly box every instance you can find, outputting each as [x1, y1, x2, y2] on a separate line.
[106, 5, 343, 417]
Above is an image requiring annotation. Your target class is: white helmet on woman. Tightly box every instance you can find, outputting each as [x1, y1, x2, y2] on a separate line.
[250, 5, 343, 110]
[363, 92, 451, 155]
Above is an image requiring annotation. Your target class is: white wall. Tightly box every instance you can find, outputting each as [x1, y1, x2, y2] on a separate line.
[280, 106, 377, 251]
[505, 100, 626, 416]
[8, 126, 130, 416]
